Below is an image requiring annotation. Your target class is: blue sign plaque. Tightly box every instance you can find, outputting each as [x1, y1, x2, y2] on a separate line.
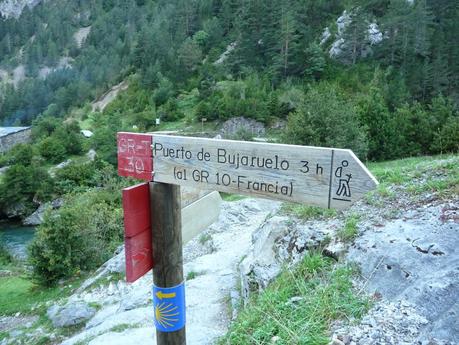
[153, 282, 186, 332]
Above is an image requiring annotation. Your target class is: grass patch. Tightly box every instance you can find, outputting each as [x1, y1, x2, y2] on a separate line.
[368, 154, 458, 184]
[0, 274, 82, 316]
[337, 214, 360, 242]
[109, 323, 133, 333]
[221, 193, 247, 202]
[280, 203, 336, 220]
[186, 271, 203, 280]
[219, 253, 370, 345]
[0, 243, 12, 266]
[199, 233, 212, 245]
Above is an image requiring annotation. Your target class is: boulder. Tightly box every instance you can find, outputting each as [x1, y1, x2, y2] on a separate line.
[23, 198, 63, 226]
[220, 117, 265, 139]
[240, 216, 329, 302]
[0, 166, 10, 176]
[81, 130, 94, 138]
[239, 216, 289, 302]
[48, 302, 96, 328]
[4, 203, 26, 219]
[87, 149, 97, 161]
[23, 203, 50, 226]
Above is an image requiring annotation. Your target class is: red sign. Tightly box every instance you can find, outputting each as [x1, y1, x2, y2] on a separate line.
[117, 132, 153, 181]
[122, 183, 153, 283]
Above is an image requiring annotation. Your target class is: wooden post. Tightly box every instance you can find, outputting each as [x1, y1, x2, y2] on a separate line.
[150, 182, 186, 345]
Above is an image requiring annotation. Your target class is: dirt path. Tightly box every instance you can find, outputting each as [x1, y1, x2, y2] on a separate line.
[60, 198, 280, 345]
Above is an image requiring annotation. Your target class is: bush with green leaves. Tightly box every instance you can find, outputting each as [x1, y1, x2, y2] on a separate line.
[284, 82, 368, 158]
[6, 143, 35, 165]
[0, 234, 12, 265]
[0, 164, 54, 215]
[54, 161, 98, 194]
[356, 84, 396, 160]
[38, 136, 67, 164]
[29, 187, 123, 286]
[31, 116, 61, 140]
[53, 120, 84, 155]
[429, 95, 459, 154]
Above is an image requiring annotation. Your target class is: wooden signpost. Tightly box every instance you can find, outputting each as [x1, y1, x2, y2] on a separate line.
[117, 132, 378, 345]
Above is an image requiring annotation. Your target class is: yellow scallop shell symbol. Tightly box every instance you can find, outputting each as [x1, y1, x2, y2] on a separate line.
[155, 302, 179, 329]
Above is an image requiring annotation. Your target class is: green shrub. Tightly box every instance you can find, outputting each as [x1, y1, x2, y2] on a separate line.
[54, 161, 97, 194]
[6, 143, 35, 165]
[392, 102, 432, 157]
[356, 84, 397, 160]
[31, 116, 61, 140]
[0, 234, 12, 265]
[29, 188, 123, 286]
[429, 96, 459, 154]
[284, 82, 368, 158]
[432, 116, 459, 153]
[0, 164, 54, 214]
[54, 121, 84, 155]
[220, 253, 369, 344]
[38, 136, 67, 164]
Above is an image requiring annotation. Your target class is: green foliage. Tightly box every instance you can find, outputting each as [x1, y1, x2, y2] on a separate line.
[220, 253, 369, 344]
[0, 164, 54, 213]
[31, 116, 61, 140]
[0, 275, 77, 315]
[338, 214, 360, 242]
[7, 143, 35, 165]
[356, 77, 396, 160]
[429, 96, 459, 153]
[0, 234, 12, 265]
[281, 203, 336, 220]
[54, 161, 97, 194]
[38, 136, 67, 164]
[29, 187, 123, 286]
[54, 121, 84, 155]
[284, 82, 368, 158]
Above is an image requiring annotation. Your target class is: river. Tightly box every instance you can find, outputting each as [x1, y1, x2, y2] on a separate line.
[0, 222, 35, 260]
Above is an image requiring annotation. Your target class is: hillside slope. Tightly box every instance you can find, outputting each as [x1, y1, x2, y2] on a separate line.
[1, 154, 457, 345]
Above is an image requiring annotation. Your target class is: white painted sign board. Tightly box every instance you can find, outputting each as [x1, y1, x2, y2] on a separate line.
[149, 135, 378, 210]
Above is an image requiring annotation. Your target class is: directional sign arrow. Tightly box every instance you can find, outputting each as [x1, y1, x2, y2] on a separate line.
[117, 132, 378, 210]
[156, 291, 177, 300]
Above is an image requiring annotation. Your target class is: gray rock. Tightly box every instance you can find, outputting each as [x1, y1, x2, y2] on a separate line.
[86, 149, 97, 161]
[0, 0, 42, 19]
[46, 305, 60, 321]
[240, 216, 289, 301]
[48, 301, 96, 328]
[81, 130, 94, 138]
[119, 288, 150, 311]
[0, 166, 10, 176]
[23, 198, 63, 226]
[55, 159, 72, 170]
[343, 202, 459, 343]
[0, 270, 12, 277]
[214, 42, 236, 65]
[23, 203, 50, 226]
[76, 246, 125, 294]
[51, 198, 64, 208]
[9, 329, 23, 338]
[4, 203, 26, 219]
[220, 117, 265, 139]
[240, 215, 329, 303]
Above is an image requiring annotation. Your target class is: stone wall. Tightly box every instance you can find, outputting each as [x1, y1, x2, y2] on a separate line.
[0, 127, 32, 153]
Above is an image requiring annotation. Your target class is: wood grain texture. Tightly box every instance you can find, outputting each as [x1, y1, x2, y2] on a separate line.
[150, 134, 378, 210]
[150, 182, 186, 345]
